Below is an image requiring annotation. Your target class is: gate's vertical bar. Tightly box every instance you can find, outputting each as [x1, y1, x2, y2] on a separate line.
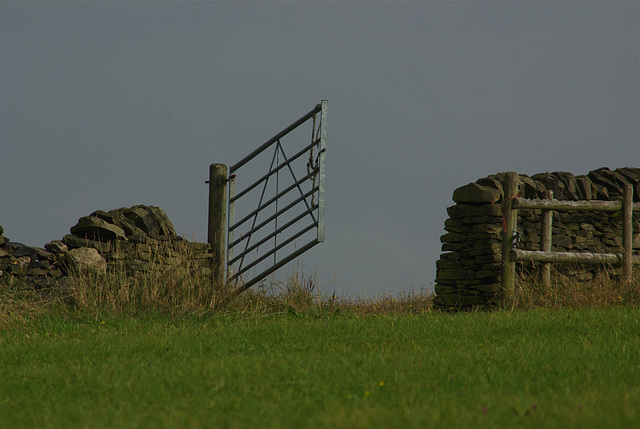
[622, 183, 633, 283]
[275, 144, 279, 264]
[227, 174, 236, 281]
[317, 100, 328, 242]
[501, 172, 518, 305]
[540, 190, 554, 287]
[208, 163, 228, 287]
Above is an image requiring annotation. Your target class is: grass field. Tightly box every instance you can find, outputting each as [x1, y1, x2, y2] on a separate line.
[2, 253, 640, 428]
[2, 306, 640, 428]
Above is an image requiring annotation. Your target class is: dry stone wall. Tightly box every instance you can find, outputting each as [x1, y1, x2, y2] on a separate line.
[1, 205, 212, 288]
[435, 167, 640, 309]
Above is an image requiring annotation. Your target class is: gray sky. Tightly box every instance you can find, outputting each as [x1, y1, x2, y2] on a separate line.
[2, 1, 638, 298]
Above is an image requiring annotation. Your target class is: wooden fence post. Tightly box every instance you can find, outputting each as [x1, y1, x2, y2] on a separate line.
[208, 163, 228, 287]
[622, 183, 633, 283]
[501, 172, 519, 305]
[540, 190, 554, 287]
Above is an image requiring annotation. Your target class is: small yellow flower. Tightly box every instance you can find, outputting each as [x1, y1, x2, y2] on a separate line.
[100, 321, 106, 325]
[379, 381, 384, 387]
[364, 390, 371, 396]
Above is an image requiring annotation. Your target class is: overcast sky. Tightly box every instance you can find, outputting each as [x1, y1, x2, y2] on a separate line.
[2, 1, 638, 298]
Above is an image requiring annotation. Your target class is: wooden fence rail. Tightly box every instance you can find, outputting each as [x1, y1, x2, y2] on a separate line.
[500, 172, 639, 305]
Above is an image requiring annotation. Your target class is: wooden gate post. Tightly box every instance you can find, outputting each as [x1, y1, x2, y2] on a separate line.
[540, 190, 554, 287]
[501, 172, 519, 305]
[208, 163, 228, 287]
[622, 183, 633, 283]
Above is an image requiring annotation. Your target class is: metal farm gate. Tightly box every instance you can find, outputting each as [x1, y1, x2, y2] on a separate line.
[207, 101, 327, 294]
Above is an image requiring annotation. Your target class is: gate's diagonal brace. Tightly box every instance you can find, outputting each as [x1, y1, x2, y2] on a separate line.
[276, 140, 318, 224]
[228, 205, 317, 266]
[229, 186, 319, 249]
[229, 169, 318, 233]
[230, 239, 321, 296]
[223, 100, 327, 294]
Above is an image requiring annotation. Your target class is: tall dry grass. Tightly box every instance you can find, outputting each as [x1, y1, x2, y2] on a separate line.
[66, 239, 228, 318]
[2, 236, 640, 327]
[513, 264, 640, 310]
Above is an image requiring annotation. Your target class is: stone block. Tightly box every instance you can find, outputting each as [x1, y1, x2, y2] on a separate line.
[459, 258, 478, 267]
[481, 263, 502, 271]
[8, 260, 28, 276]
[476, 176, 504, 198]
[440, 232, 466, 243]
[475, 270, 500, 280]
[439, 252, 460, 260]
[27, 268, 49, 276]
[434, 284, 455, 295]
[7, 242, 37, 259]
[444, 218, 464, 228]
[442, 242, 466, 252]
[447, 204, 502, 219]
[444, 225, 472, 234]
[45, 240, 69, 255]
[66, 248, 107, 274]
[472, 283, 500, 293]
[70, 216, 127, 241]
[436, 268, 475, 281]
[0, 257, 11, 271]
[34, 247, 54, 263]
[453, 182, 500, 204]
[467, 247, 501, 257]
[471, 224, 502, 235]
[436, 259, 461, 269]
[520, 175, 546, 199]
[475, 254, 501, 264]
[468, 232, 500, 241]
[554, 236, 572, 248]
[115, 205, 176, 238]
[473, 239, 500, 250]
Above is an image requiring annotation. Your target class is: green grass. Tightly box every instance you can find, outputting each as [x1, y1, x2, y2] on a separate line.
[2, 245, 640, 428]
[2, 307, 640, 428]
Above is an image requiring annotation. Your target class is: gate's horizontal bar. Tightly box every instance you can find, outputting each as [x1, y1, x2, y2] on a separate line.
[231, 223, 318, 280]
[230, 138, 320, 204]
[229, 169, 317, 231]
[228, 205, 317, 262]
[229, 185, 318, 235]
[231, 239, 320, 296]
[230, 104, 322, 174]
